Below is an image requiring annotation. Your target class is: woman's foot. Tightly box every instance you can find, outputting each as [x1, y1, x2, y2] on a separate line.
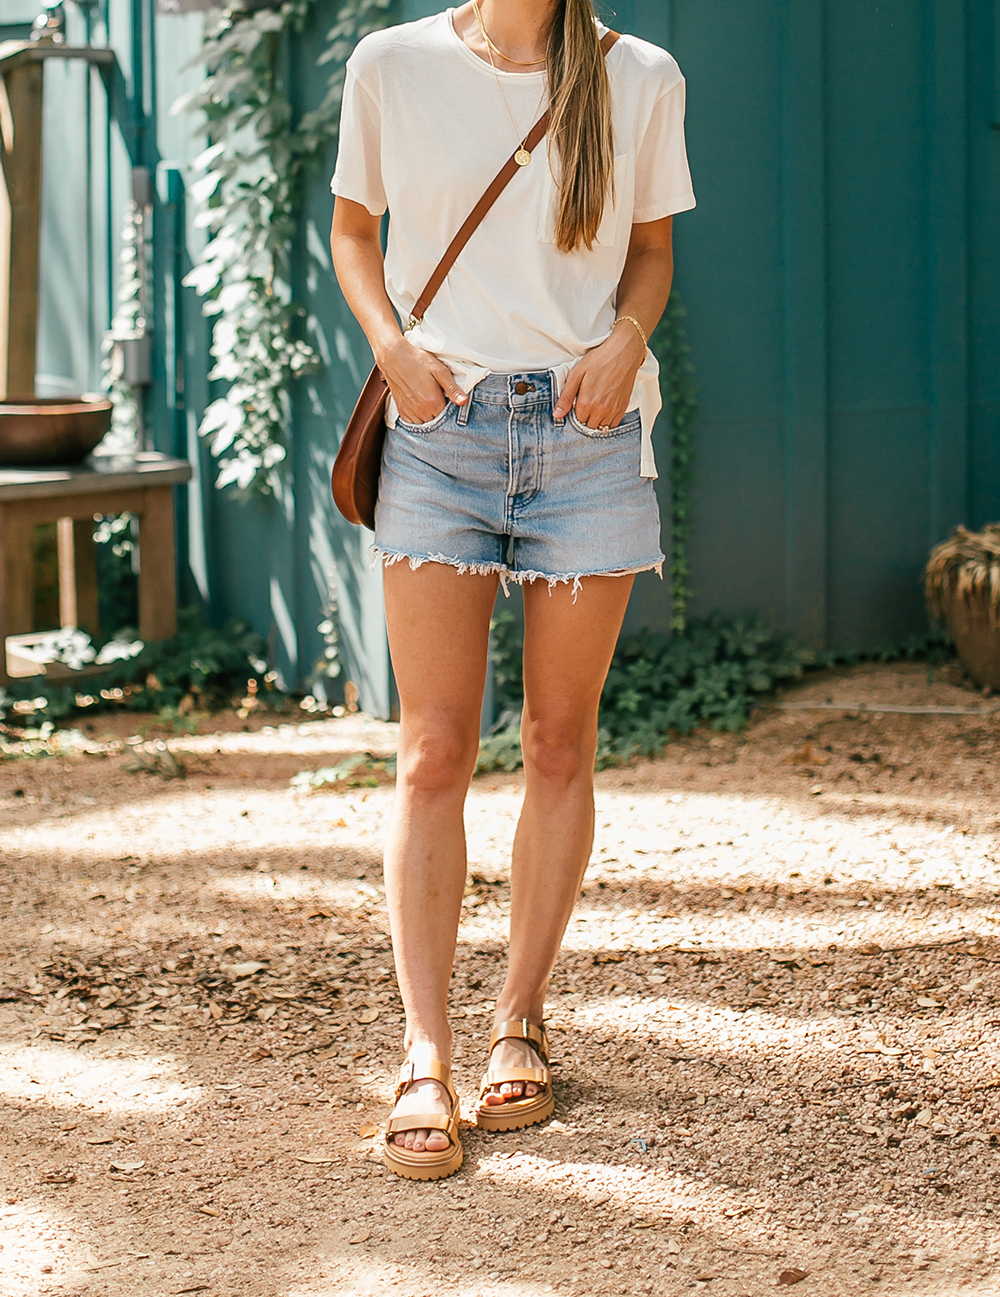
[481, 1034, 543, 1105]
[390, 1076, 453, 1150]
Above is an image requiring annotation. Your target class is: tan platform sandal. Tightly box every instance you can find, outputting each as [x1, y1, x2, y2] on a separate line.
[383, 1059, 463, 1181]
[475, 1018, 555, 1132]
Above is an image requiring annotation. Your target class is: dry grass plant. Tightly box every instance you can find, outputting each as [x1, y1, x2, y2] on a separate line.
[925, 523, 1000, 628]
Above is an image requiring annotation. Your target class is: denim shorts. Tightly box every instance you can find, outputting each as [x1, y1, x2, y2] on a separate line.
[373, 370, 664, 594]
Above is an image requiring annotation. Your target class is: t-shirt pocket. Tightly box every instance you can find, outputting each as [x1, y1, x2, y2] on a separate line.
[538, 153, 632, 248]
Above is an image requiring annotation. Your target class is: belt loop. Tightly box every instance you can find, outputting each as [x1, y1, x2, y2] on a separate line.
[456, 390, 471, 425]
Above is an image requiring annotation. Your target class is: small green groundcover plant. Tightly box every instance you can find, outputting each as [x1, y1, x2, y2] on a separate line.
[3, 606, 950, 776]
[476, 611, 952, 774]
[0, 609, 281, 729]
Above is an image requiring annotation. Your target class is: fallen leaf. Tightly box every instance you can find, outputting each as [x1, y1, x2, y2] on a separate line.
[917, 996, 944, 1008]
[222, 961, 268, 979]
[914, 1108, 933, 1127]
[348, 1230, 371, 1245]
[208, 1001, 225, 1020]
[295, 1154, 337, 1165]
[355, 1006, 379, 1024]
[250, 1048, 272, 1061]
[111, 1160, 145, 1172]
[664, 1238, 682, 1254]
[308, 909, 334, 919]
[778, 1269, 809, 1286]
[256, 1005, 277, 1022]
[85, 1134, 116, 1145]
[197, 1205, 221, 1217]
[39, 1171, 75, 1185]
[358, 1123, 378, 1138]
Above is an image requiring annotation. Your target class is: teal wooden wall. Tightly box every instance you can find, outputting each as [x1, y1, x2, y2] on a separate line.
[654, 0, 1000, 649]
[5, 0, 999, 714]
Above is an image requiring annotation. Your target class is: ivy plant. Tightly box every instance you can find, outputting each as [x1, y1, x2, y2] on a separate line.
[177, 0, 393, 493]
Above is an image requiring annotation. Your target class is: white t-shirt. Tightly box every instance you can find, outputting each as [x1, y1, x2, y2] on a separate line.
[331, 8, 696, 477]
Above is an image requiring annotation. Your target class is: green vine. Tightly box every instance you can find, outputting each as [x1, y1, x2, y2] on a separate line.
[177, 0, 393, 493]
[649, 291, 699, 632]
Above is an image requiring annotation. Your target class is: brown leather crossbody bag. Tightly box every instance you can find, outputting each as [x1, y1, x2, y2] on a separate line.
[331, 29, 620, 531]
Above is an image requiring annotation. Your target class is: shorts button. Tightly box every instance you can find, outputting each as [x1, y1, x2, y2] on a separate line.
[514, 381, 529, 395]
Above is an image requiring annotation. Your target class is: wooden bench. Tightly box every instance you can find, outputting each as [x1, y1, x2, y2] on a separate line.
[0, 452, 192, 684]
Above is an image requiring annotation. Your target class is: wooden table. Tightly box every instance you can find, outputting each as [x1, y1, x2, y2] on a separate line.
[0, 452, 192, 684]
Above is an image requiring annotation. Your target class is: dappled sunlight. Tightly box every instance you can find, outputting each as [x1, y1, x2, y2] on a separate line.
[0, 1043, 198, 1114]
[2, 685, 1000, 1296]
[0, 1198, 91, 1297]
[207, 872, 383, 911]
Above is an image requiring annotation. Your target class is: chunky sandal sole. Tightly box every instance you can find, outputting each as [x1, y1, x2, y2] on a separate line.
[475, 1088, 554, 1132]
[383, 1142, 464, 1180]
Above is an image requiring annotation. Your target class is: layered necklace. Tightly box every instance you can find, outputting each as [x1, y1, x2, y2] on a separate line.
[472, 0, 547, 167]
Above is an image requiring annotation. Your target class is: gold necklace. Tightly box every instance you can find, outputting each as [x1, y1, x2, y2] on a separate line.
[473, 0, 547, 166]
[474, 1, 546, 66]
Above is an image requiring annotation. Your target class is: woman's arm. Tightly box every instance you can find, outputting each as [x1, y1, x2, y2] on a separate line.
[330, 197, 468, 423]
[553, 215, 674, 428]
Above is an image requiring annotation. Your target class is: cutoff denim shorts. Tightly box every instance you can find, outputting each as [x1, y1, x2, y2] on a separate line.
[373, 370, 664, 594]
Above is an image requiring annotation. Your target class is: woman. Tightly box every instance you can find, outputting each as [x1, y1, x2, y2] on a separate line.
[330, 0, 694, 1180]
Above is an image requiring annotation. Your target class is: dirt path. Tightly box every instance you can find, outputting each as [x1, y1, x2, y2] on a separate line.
[1, 661, 999, 1297]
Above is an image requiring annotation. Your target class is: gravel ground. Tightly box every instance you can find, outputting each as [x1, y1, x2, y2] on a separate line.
[1, 660, 999, 1297]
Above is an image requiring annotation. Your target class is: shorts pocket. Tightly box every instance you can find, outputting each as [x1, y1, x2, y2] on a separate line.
[567, 407, 641, 438]
[396, 401, 453, 434]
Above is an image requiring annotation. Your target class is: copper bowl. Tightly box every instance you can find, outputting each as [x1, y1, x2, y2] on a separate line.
[0, 396, 114, 467]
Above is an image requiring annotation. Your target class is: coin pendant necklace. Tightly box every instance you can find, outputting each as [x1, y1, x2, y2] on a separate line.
[472, 0, 547, 167]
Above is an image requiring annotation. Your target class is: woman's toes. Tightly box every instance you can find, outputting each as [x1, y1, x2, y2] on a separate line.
[426, 1130, 449, 1152]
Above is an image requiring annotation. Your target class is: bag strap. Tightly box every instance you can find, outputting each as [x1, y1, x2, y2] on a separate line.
[407, 28, 620, 328]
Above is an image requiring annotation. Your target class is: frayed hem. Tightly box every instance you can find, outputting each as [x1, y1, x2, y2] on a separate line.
[509, 561, 664, 602]
[369, 549, 663, 603]
[370, 547, 512, 594]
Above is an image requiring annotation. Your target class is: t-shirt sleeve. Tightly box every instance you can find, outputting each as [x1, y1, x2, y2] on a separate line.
[632, 78, 696, 222]
[330, 64, 387, 216]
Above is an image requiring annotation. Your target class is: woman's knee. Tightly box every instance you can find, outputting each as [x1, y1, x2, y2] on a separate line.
[521, 716, 595, 785]
[398, 727, 478, 793]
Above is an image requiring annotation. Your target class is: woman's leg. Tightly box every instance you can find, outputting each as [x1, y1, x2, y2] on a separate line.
[382, 560, 500, 1149]
[483, 574, 635, 1103]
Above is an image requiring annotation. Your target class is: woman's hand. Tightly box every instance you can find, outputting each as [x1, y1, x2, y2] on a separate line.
[377, 335, 468, 425]
[553, 320, 646, 429]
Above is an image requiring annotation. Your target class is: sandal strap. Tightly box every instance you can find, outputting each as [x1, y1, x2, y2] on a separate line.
[481, 1066, 547, 1085]
[488, 1018, 549, 1062]
[393, 1058, 456, 1104]
[387, 1111, 456, 1135]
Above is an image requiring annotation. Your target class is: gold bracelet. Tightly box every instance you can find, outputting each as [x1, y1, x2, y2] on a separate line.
[613, 314, 648, 350]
